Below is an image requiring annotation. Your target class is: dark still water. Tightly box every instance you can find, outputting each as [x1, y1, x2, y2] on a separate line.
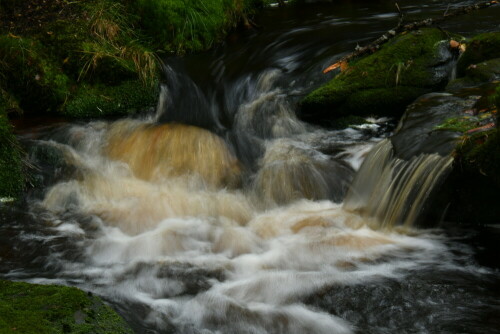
[2, 1, 500, 333]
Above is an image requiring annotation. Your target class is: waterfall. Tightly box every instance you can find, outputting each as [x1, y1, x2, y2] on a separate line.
[343, 139, 453, 228]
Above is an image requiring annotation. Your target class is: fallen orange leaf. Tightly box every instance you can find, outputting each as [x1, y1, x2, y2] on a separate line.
[323, 61, 348, 74]
[323, 62, 341, 74]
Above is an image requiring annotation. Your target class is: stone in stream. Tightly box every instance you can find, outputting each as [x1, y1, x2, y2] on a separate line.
[456, 32, 500, 77]
[447, 32, 500, 91]
[446, 57, 500, 91]
[299, 28, 459, 125]
[388, 83, 500, 226]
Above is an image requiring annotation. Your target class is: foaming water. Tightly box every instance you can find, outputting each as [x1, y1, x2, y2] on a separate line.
[22, 114, 485, 333]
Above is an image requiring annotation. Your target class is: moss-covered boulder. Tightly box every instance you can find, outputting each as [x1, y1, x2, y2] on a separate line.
[0, 110, 24, 199]
[300, 28, 457, 123]
[447, 57, 500, 91]
[0, 35, 70, 113]
[456, 32, 500, 77]
[0, 280, 133, 334]
[440, 127, 500, 225]
[426, 84, 499, 225]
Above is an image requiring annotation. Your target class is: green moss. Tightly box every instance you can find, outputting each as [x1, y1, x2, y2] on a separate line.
[457, 129, 500, 187]
[0, 0, 161, 118]
[0, 280, 133, 334]
[0, 109, 24, 199]
[435, 117, 479, 133]
[301, 28, 453, 119]
[0, 88, 22, 116]
[447, 57, 500, 91]
[65, 80, 158, 118]
[457, 32, 500, 77]
[0, 35, 70, 113]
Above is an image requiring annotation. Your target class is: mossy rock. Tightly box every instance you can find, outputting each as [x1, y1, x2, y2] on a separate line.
[0, 280, 133, 334]
[0, 35, 70, 113]
[300, 28, 457, 122]
[457, 32, 500, 77]
[447, 57, 500, 91]
[65, 80, 158, 118]
[436, 85, 499, 225]
[439, 129, 500, 225]
[457, 129, 500, 187]
[0, 110, 24, 199]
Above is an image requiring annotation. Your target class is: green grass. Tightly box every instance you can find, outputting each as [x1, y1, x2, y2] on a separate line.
[133, 0, 267, 53]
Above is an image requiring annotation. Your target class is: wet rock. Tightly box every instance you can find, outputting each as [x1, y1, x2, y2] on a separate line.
[27, 140, 81, 194]
[447, 57, 500, 91]
[390, 92, 477, 160]
[300, 28, 457, 123]
[253, 139, 354, 205]
[384, 82, 500, 226]
[456, 32, 500, 77]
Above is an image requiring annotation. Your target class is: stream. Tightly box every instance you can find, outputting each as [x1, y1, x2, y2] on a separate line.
[1, 1, 500, 333]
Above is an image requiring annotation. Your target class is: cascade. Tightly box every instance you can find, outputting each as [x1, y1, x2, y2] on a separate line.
[344, 139, 453, 228]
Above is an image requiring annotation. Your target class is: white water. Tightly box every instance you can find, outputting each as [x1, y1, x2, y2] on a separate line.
[26, 100, 477, 333]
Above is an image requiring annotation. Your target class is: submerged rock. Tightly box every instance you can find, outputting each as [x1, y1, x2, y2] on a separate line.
[0, 280, 133, 333]
[300, 28, 457, 123]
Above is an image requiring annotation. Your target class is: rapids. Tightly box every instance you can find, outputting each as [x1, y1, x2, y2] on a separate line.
[2, 1, 500, 333]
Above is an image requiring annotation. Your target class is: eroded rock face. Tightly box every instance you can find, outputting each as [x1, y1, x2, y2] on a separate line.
[299, 28, 458, 124]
